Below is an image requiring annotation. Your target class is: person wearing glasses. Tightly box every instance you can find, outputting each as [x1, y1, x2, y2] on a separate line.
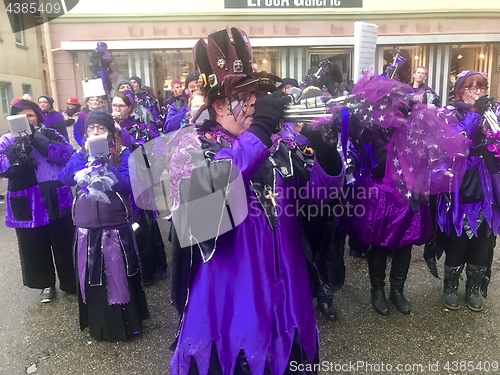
[111, 91, 167, 286]
[59, 110, 149, 340]
[437, 70, 500, 312]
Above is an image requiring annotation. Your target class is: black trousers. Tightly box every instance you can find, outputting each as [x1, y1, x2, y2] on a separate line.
[444, 221, 491, 267]
[16, 215, 76, 292]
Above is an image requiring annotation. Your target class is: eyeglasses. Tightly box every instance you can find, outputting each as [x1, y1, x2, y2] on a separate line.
[112, 104, 128, 109]
[466, 86, 488, 93]
[86, 125, 108, 134]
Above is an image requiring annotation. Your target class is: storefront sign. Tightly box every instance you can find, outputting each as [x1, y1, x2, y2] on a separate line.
[225, 0, 362, 8]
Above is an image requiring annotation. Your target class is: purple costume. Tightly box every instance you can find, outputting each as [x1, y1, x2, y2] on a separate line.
[0, 113, 75, 292]
[59, 146, 150, 340]
[169, 123, 345, 374]
[437, 102, 500, 237]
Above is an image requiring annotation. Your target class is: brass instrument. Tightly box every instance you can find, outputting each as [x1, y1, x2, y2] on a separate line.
[283, 95, 347, 123]
[484, 103, 500, 133]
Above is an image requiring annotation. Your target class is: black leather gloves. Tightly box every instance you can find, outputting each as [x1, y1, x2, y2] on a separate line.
[251, 91, 291, 135]
[472, 95, 494, 116]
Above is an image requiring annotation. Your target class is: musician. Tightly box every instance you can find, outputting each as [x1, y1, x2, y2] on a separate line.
[409, 66, 441, 106]
[0, 99, 75, 303]
[168, 27, 344, 374]
[438, 70, 500, 312]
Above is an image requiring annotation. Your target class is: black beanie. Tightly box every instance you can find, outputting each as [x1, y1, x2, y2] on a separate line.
[11, 99, 45, 125]
[116, 79, 132, 91]
[84, 109, 116, 134]
[184, 72, 199, 90]
[129, 76, 142, 88]
[38, 95, 55, 106]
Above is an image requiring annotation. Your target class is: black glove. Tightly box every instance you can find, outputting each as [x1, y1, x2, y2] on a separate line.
[251, 90, 291, 135]
[472, 95, 494, 116]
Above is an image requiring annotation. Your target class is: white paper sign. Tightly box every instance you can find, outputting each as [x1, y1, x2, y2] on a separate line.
[6, 114, 32, 137]
[353, 21, 379, 82]
[82, 78, 106, 98]
[88, 133, 109, 160]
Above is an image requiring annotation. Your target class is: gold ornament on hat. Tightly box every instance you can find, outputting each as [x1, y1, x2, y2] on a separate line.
[217, 58, 227, 70]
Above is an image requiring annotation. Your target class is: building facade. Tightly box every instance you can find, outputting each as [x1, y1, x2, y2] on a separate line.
[47, 0, 500, 106]
[0, 3, 46, 134]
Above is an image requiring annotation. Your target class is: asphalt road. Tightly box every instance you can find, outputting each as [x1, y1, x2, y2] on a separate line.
[0, 200, 499, 375]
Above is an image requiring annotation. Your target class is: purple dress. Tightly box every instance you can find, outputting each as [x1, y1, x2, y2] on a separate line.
[169, 124, 345, 374]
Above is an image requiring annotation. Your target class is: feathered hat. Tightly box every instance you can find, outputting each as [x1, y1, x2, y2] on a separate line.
[193, 27, 279, 102]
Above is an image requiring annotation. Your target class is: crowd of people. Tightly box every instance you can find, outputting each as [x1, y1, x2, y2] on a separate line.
[0, 26, 499, 374]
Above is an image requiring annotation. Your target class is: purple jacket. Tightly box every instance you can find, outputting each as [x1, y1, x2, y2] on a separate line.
[58, 147, 132, 229]
[0, 127, 74, 228]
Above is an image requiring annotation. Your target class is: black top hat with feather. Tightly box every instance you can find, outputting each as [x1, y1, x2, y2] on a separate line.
[193, 28, 280, 102]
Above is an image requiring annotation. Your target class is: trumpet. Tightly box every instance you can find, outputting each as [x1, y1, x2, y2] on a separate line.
[483, 100, 500, 133]
[283, 95, 346, 123]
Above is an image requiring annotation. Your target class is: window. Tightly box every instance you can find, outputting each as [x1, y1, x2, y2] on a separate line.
[0, 82, 14, 116]
[14, 14, 25, 45]
[22, 84, 33, 98]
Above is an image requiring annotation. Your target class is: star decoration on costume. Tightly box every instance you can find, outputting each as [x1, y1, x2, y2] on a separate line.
[368, 105, 373, 112]
[405, 191, 412, 199]
[397, 169, 403, 175]
[378, 115, 385, 122]
[379, 104, 386, 110]
[405, 147, 411, 154]
[393, 158, 400, 166]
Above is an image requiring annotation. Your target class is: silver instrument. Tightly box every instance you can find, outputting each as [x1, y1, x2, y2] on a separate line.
[484, 107, 500, 133]
[283, 95, 347, 123]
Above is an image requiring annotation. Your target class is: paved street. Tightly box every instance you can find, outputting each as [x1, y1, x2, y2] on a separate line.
[0, 199, 499, 374]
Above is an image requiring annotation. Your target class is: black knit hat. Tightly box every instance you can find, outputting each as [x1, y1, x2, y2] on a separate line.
[84, 109, 116, 134]
[38, 95, 54, 106]
[116, 79, 132, 91]
[129, 76, 142, 88]
[184, 72, 199, 90]
[11, 99, 44, 124]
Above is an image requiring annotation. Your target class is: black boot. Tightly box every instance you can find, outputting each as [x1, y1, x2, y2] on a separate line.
[389, 246, 412, 314]
[367, 248, 389, 316]
[443, 264, 464, 310]
[318, 297, 337, 321]
[466, 264, 487, 312]
[481, 238, 494, 299]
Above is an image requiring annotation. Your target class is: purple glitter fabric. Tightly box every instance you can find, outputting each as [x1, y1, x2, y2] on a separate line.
[386, 104, 471, 198]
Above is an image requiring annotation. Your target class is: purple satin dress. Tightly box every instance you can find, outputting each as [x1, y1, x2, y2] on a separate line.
[169, 126, 345, 374]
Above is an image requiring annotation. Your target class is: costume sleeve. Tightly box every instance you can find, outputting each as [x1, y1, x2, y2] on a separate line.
[163, 105, 188, 134]
[0, 134, 14, 177]
[453, 111, 482, 138]
[213, 131, 271, 180]
[58, 150, 86, 186]
[32, 127, 73, 165]
[73, 112, 87, 147]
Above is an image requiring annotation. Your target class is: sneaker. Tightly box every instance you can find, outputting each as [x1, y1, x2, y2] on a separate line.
[40, 287, 55, 303]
